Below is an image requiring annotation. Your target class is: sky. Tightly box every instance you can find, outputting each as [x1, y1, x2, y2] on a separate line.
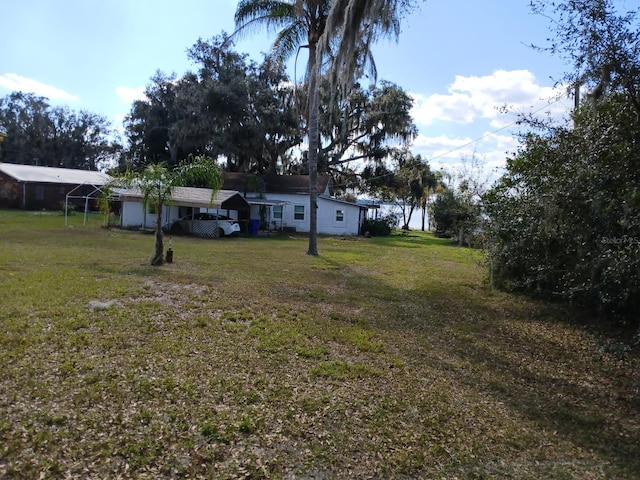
[2, 0, 580, 184]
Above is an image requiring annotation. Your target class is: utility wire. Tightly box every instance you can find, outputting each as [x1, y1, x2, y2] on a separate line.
[332, 92, 569, 188]
[427, 94, 567, 163]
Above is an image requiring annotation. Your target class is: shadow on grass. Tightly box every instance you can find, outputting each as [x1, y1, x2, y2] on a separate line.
[444, 329, 640, 470]
[374, 230, 463, 249]
[315, 249, 640, 475]
[2, 213, 639, 478]
[427, 315, 637, 473]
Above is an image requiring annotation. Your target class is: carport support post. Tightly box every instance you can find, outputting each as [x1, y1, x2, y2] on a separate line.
[84, 196, 90, 225]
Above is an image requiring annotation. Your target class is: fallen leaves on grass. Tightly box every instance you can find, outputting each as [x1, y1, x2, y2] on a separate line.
[1, 225, 639, 479]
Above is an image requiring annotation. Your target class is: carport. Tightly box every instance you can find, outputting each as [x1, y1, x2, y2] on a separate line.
[117, 187, 251, 234]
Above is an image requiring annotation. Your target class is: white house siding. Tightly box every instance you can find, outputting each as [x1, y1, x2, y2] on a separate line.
[245, 193, 363, 235]
[121, 201, 148, 228]
[120, 201, 178, 229]
[317, 197, 362, 235]
[119, 189, 363, 235]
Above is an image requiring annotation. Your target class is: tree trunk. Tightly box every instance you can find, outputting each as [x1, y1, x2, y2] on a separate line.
[151, 204, 164, 266]
[406, 204, 416, 230]
[306, 43, 319, 256]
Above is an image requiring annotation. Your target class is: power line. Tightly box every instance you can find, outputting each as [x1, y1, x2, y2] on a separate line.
[427, 94, 567, 163]
[329, 93, 569, 188]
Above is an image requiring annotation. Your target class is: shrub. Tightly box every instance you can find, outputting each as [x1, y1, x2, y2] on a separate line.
[484, 95, 640, 325]
[362, 213, 398, 236]
[432, 190, 481, 246]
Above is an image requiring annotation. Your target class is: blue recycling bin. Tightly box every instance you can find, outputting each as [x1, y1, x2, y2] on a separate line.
[249, 219, 260, 236]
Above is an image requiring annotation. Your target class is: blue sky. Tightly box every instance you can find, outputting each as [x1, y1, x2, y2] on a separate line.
[2, 0, 578, 181]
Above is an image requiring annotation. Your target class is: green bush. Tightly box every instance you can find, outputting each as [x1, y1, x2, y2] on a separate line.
[362, 213, 397, 236]
[484, 95, 640, 325]
[432, 190, 481, 246]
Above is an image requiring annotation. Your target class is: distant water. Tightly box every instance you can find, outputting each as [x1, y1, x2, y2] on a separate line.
[376, 204, 430, 231]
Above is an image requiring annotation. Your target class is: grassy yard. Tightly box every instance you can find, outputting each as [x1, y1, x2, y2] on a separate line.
[0, 209, 638, 479]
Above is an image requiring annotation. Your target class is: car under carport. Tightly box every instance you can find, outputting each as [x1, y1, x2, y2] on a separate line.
[117, 186, 250, 237]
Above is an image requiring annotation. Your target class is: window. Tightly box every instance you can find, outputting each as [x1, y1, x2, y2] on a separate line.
[294, 205, 305, 221]
[273, 205, 283, 219]
[35, 186, 44, 200]
[335, 209, 344, 222]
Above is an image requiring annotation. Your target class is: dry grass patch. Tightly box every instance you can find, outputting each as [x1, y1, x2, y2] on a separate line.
[0, 210, 638, 479]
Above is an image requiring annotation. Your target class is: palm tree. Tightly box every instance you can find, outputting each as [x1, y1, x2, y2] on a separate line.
[234, 0, 331, 256]
[110, 155, 222, 265]
[235, 0, 415, 253]
[321, 0, 416, 95]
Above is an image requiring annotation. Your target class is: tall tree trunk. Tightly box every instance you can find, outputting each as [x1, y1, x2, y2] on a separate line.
[307, 43, 319, 256]
[151, 204, 164, 266]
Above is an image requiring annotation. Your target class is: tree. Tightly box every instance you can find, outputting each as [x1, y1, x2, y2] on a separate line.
[185, 35, 259, 170]
[530, 0, 640, 114]
[251, 58, 303, 174]
[482, 0, 640, 324]
[419, 166, 438, 231]
[484, 93, 640, 321]
[0, 92, 119, 170]
[193, 42, 301, 174]
[318, 79, 417, 175]
[124, 36, 302, 175]
[392, 150, 432, 229]
[432, 188, 479, 245]
[123, 71, 180, 169]
[234, 0, 332, 256]
[111, 155, 222, 266]
[362, 148, 433, 230]
[321, 0, 418, 95]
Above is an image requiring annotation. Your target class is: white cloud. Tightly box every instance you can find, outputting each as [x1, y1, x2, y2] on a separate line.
[0, 73, 79, 101]
[115, 85, 146, 104]
[404, 70, 575, 183]
[410, 69, 573, 127]
[409, 130, 521, 185]
[413, 134, 473, 149]
[411, 92, 480, 124]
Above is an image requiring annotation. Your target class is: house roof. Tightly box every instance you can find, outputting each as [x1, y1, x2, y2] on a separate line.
[320, 194, 367, 209]
[0, 163, 111, 185]
[118, 187, 250, 211]
[222, 172, 331, 195]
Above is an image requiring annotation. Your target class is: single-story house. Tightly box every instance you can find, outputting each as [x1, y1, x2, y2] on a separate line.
[118, 174, 367, 237]
[117, 186, 250, 232]
[223, 173, 367, 236]
[0, 162, 111, 210]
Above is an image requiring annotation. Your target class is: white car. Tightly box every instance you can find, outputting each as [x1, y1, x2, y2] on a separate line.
[164, 213, 240, 237]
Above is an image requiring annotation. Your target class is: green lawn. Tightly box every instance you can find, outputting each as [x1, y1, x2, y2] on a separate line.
[1, 209, 638, 479]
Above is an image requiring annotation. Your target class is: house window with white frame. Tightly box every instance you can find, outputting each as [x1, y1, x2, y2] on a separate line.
[273, 205, 283, 220]
[294, 205, 305, 221]
[335, 209, 345, 222]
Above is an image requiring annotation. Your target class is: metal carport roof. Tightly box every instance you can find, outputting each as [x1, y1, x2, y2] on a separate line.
[0, 163, 111, 185]
[117, 187, 250, 211]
